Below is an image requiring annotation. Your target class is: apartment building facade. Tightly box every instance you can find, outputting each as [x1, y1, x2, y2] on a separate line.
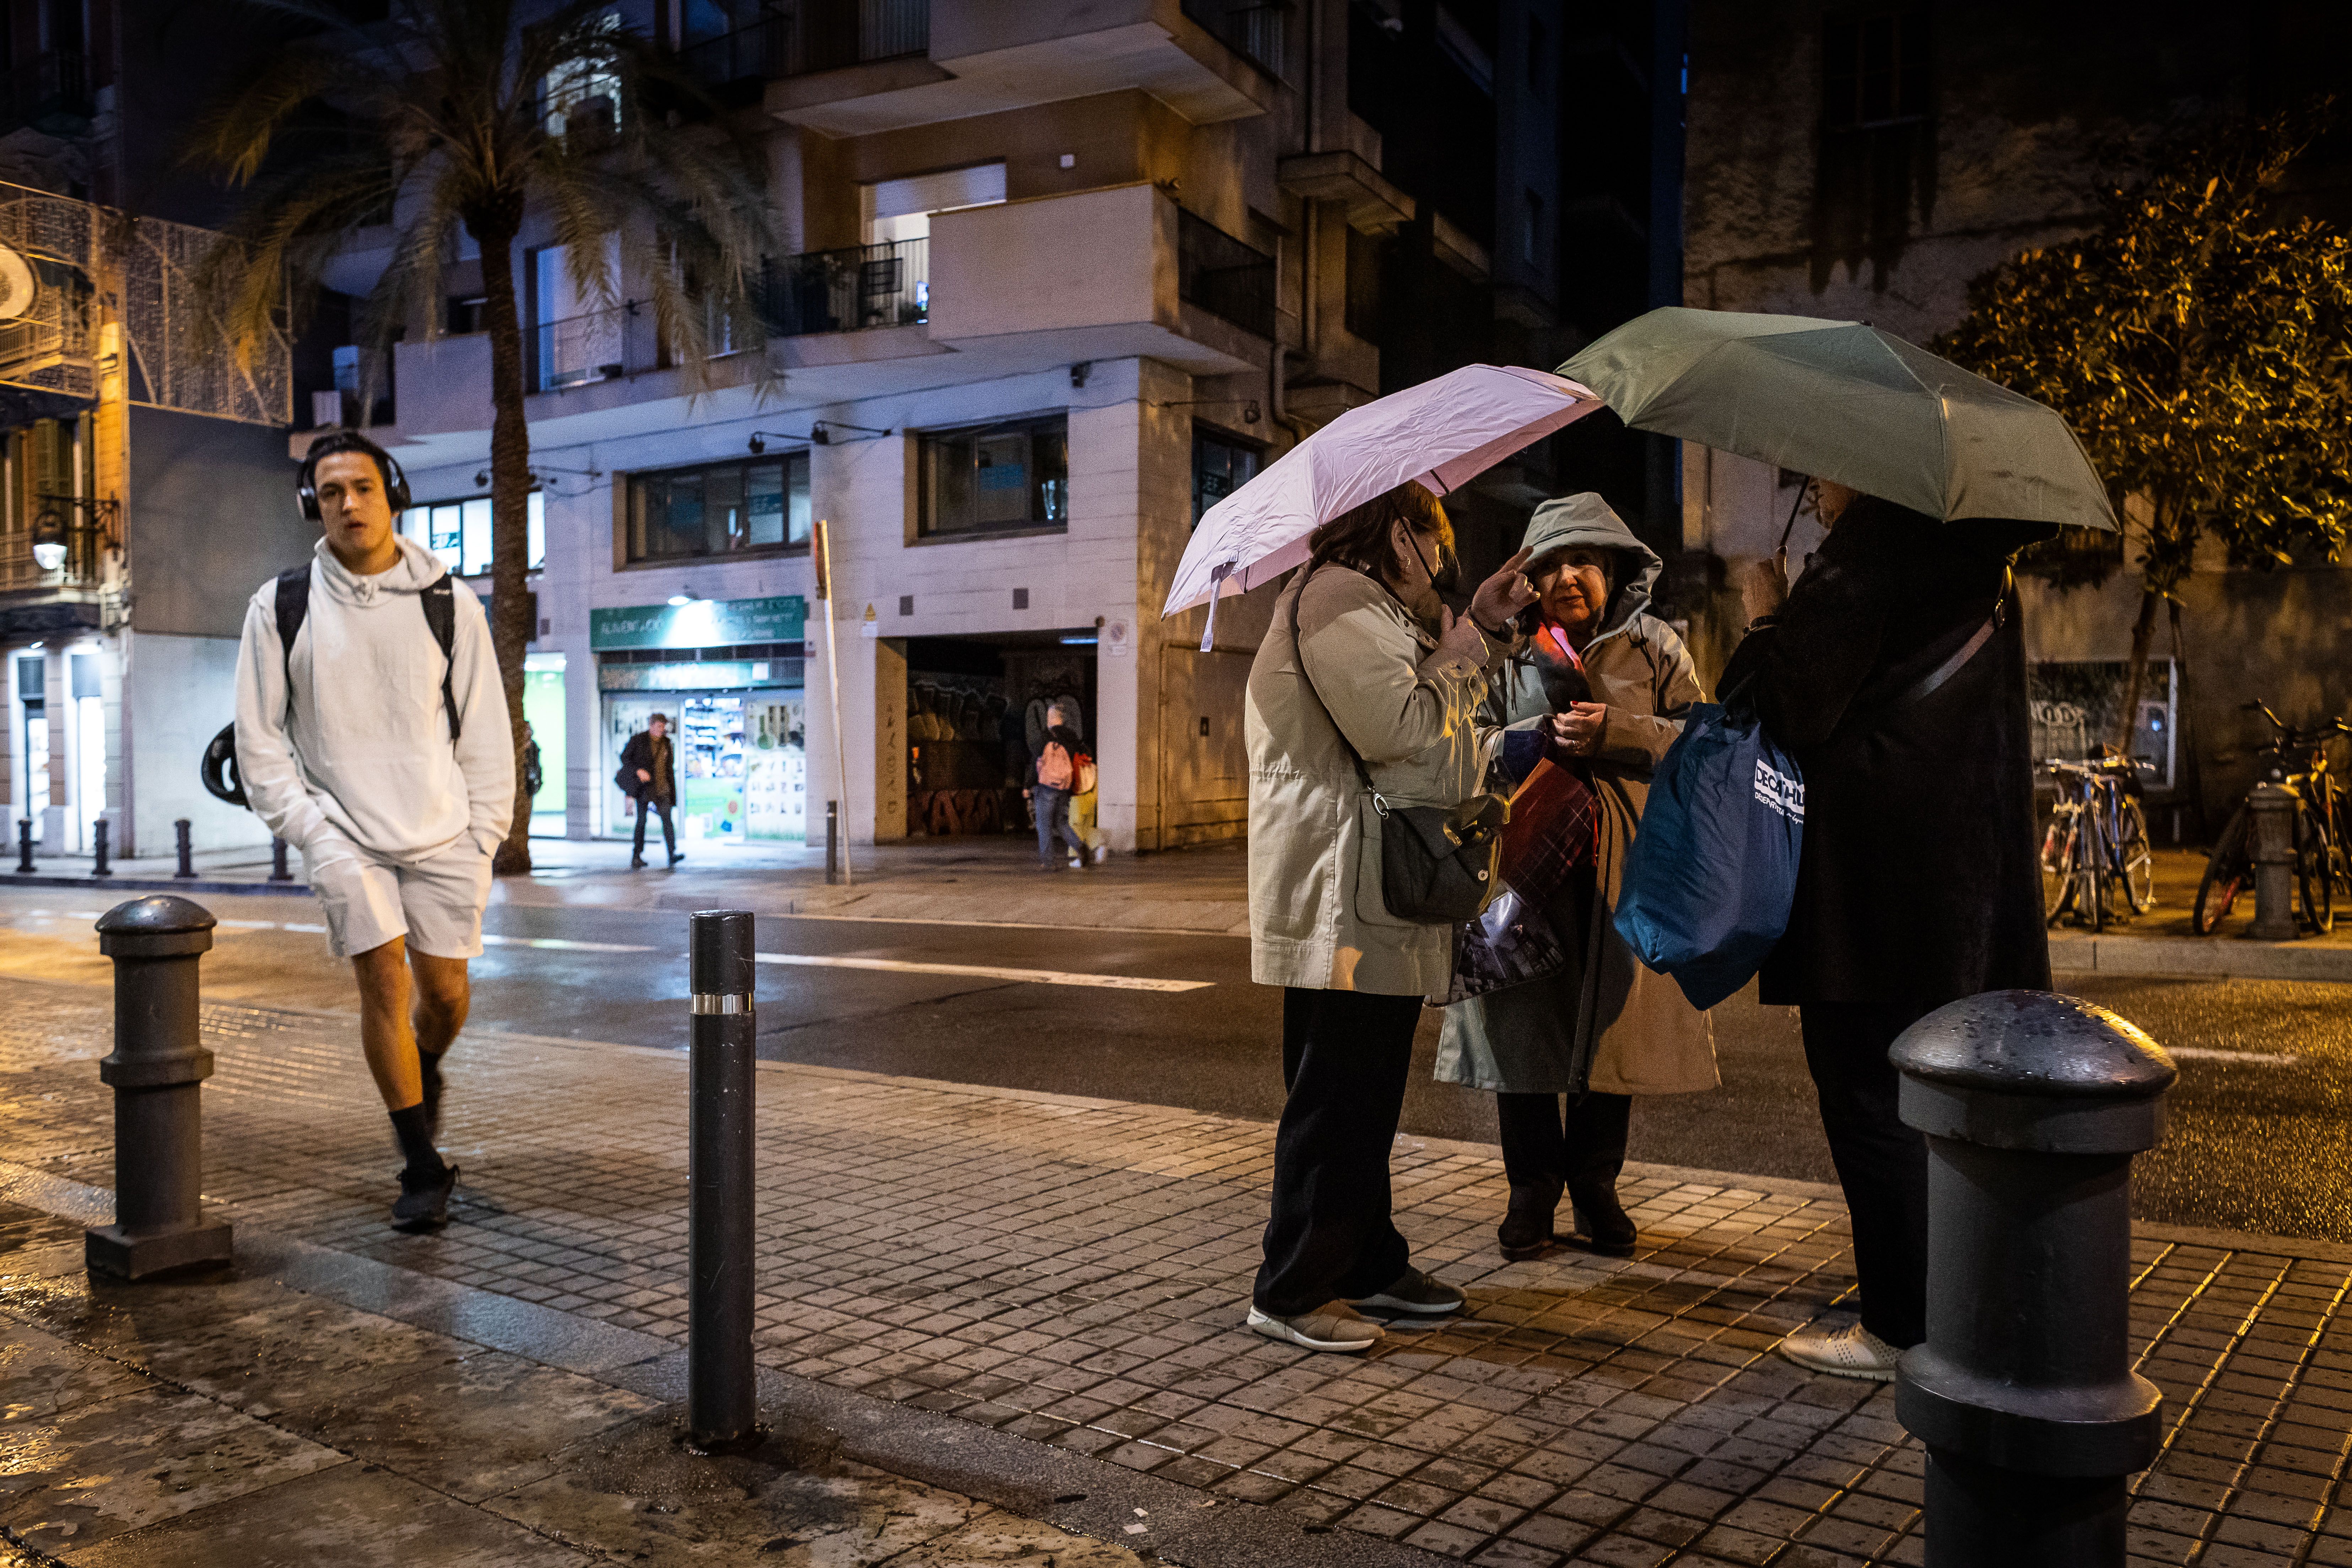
[315, 0, 1614, 855]
[0, 0, 303, 861]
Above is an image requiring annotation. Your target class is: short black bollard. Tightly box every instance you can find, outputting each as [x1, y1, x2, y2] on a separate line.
[174, 819, 196, 879]
[86, 897, 234, 1279]
[2247, 781, 2298, 939]
[824, 801, 839, 886]
[14, 817, 30, 874]
[687, 909, 760, 1451]
[1892, 990, 2175, 1567]
[91, 818, 111, 877]
[268, 836, 293, 882]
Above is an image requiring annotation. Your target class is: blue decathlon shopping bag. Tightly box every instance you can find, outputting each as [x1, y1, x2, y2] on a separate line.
[1611, 697, 1805, 1011]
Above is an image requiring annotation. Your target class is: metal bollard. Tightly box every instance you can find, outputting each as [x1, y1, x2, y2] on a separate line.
[91, 818, 111, 877]
[14, 818, 30, 873]
[174, 819, 196, 879]
[85, 897, 235, 1279]
[824, 801, 839, 886]
[686, 909, 761, 1451]
[268, 836, 293, 882]
[1892, 990, 2175, 1567]
[2246, 782, 2298, 939]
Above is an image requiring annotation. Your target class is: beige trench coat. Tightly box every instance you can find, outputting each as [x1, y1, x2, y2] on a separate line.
[1246, 565, 1511, 996]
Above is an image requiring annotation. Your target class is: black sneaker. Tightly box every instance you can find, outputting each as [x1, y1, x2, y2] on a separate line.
[668, 852, 685, 868]
[1350, 1267, 1464, 1316]
[629, 856, 647, 869]
[391, 1163, 458, 1233]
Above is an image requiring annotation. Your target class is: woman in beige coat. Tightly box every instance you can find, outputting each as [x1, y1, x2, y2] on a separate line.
[1242, 482, 1535, 1355]
[1435, 494, 1717, 1260]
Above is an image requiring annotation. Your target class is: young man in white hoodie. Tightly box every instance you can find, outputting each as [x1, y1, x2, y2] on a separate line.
[234, 431, 515, 1233]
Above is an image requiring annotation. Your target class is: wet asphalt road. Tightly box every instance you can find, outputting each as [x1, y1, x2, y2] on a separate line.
[1, 890, 2345, 1242]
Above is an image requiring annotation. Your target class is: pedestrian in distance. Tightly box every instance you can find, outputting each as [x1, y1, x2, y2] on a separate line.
[1721, 478, 2054, 1381]
[233, 430, 515, 1234]
[1244, 480, 1538, 1353]
[1435, 494, 1716, 1261]
[1024, 704, 1093, 868]
[618, 713, 683, 869]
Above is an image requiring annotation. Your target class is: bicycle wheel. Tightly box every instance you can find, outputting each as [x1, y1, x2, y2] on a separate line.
[2194, 804, 2252, 936]
[2299, 808, 2335, 936]
[2040, 807, 2078, 924]
[2078, 805, 2106, 933]
[2116, 797, 2156, 914]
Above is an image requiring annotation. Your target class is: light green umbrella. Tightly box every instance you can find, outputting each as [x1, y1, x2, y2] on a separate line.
[1560, 307, 2119, 533]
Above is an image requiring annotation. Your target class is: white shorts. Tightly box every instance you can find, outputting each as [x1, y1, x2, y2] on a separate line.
[303, 830, 495, 961]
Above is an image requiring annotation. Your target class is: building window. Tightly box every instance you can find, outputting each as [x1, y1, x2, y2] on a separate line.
[1822, 11, 1930, 130]
[916, 415, 1069, 538]
[399, 490, 548, 578]
[1192, 427, 1261, 526]
[626, 452, 813, 563]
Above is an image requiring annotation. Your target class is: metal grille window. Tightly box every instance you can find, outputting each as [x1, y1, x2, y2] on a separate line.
[917, 415, 1069, 539]
[1177, 212, 1275, 340]
[626, 453, 813, 563]
[1823, 11, 1930, 130]
[757, 239, 927, 336]
[1192, 428, 1261, 527]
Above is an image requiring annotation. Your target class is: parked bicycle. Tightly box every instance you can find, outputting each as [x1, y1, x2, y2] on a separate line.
[2040, 751, 2154, 931]
[2194, 702, 2350, 936]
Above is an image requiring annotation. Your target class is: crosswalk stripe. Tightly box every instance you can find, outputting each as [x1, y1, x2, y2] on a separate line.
[754, 952, 1210, 993]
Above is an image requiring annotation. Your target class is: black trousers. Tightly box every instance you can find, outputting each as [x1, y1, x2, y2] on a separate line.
[1800, 1000, 1933, 1348]
[632, 793, 676, 859]
[1495, 1091, 1631, 1201]
[1253, 987, 1423, 1316]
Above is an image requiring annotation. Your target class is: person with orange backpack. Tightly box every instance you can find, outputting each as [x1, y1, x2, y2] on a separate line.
[1024, 703, 1091, 869]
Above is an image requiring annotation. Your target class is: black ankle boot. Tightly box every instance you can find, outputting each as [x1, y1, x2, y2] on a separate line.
[1566, 1180, 1637, 1257]
[1498, 1180, 1563, 1260]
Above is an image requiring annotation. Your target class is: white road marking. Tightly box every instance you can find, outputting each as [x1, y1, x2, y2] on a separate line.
[2169, 1047, 2299, 1066]
[754, 951, 1211, 992]
[482, 934, 657, 953]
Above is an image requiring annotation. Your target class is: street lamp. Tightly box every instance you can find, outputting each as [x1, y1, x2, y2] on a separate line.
[30, 507, 66, 572]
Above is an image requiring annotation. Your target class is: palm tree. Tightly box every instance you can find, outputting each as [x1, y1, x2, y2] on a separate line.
[193, 0, 778, 872]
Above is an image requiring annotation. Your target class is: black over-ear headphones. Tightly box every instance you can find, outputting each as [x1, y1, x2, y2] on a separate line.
[297, 431, 413, 522]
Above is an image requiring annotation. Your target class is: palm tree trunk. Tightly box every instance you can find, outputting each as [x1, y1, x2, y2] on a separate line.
[471, 203, 535, 875]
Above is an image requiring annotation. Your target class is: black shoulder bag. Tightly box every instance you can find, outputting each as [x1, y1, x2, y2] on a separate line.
[1290, 583, 1509, 926]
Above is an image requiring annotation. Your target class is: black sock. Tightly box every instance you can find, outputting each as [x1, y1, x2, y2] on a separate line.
[389, 1104, 446, 1179]
[418, 1050, 443, 1111]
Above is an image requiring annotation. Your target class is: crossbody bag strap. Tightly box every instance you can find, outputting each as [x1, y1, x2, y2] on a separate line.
[1888, 566, 2013, 712]
[1288, 578, 1384, 805]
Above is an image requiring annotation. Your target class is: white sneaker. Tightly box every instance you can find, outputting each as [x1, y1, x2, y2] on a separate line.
[1067, 856, 1084, 869]
[1090, 843, 1110, 865]
[1246, 1304, 1384, 1353]
[1777, 1320, 1902, 1382]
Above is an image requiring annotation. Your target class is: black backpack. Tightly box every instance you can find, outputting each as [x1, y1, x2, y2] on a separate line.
[202, 565, 460, 809]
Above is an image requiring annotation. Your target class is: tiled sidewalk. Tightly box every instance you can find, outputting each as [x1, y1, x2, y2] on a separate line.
[2, 975, 2349, 1568]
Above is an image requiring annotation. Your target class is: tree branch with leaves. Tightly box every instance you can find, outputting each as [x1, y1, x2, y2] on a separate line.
[1935, 101, 2352, 753]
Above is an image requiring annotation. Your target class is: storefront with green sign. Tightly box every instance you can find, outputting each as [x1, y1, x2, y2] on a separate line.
[593, 596, 808, 846]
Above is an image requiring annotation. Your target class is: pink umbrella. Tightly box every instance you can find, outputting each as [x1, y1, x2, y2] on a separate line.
[1162, 363, 1600, 649]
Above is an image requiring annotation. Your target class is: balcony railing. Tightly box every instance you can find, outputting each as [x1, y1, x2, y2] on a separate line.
[679, 0, 930, 88]
[0, 50, 93, 136]
[531, 302, 666, 393]
[1183, 1, 1286, 78]
[757, 238, 927, 337]
[0, 517, 106, 594]
[1177, 211, 1275, 339]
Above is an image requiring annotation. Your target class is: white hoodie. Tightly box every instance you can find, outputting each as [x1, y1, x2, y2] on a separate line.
[234, 535, 515, 865]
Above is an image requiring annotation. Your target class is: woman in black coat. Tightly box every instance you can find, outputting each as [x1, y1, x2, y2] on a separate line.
[1719, 481, 2054, 1381]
